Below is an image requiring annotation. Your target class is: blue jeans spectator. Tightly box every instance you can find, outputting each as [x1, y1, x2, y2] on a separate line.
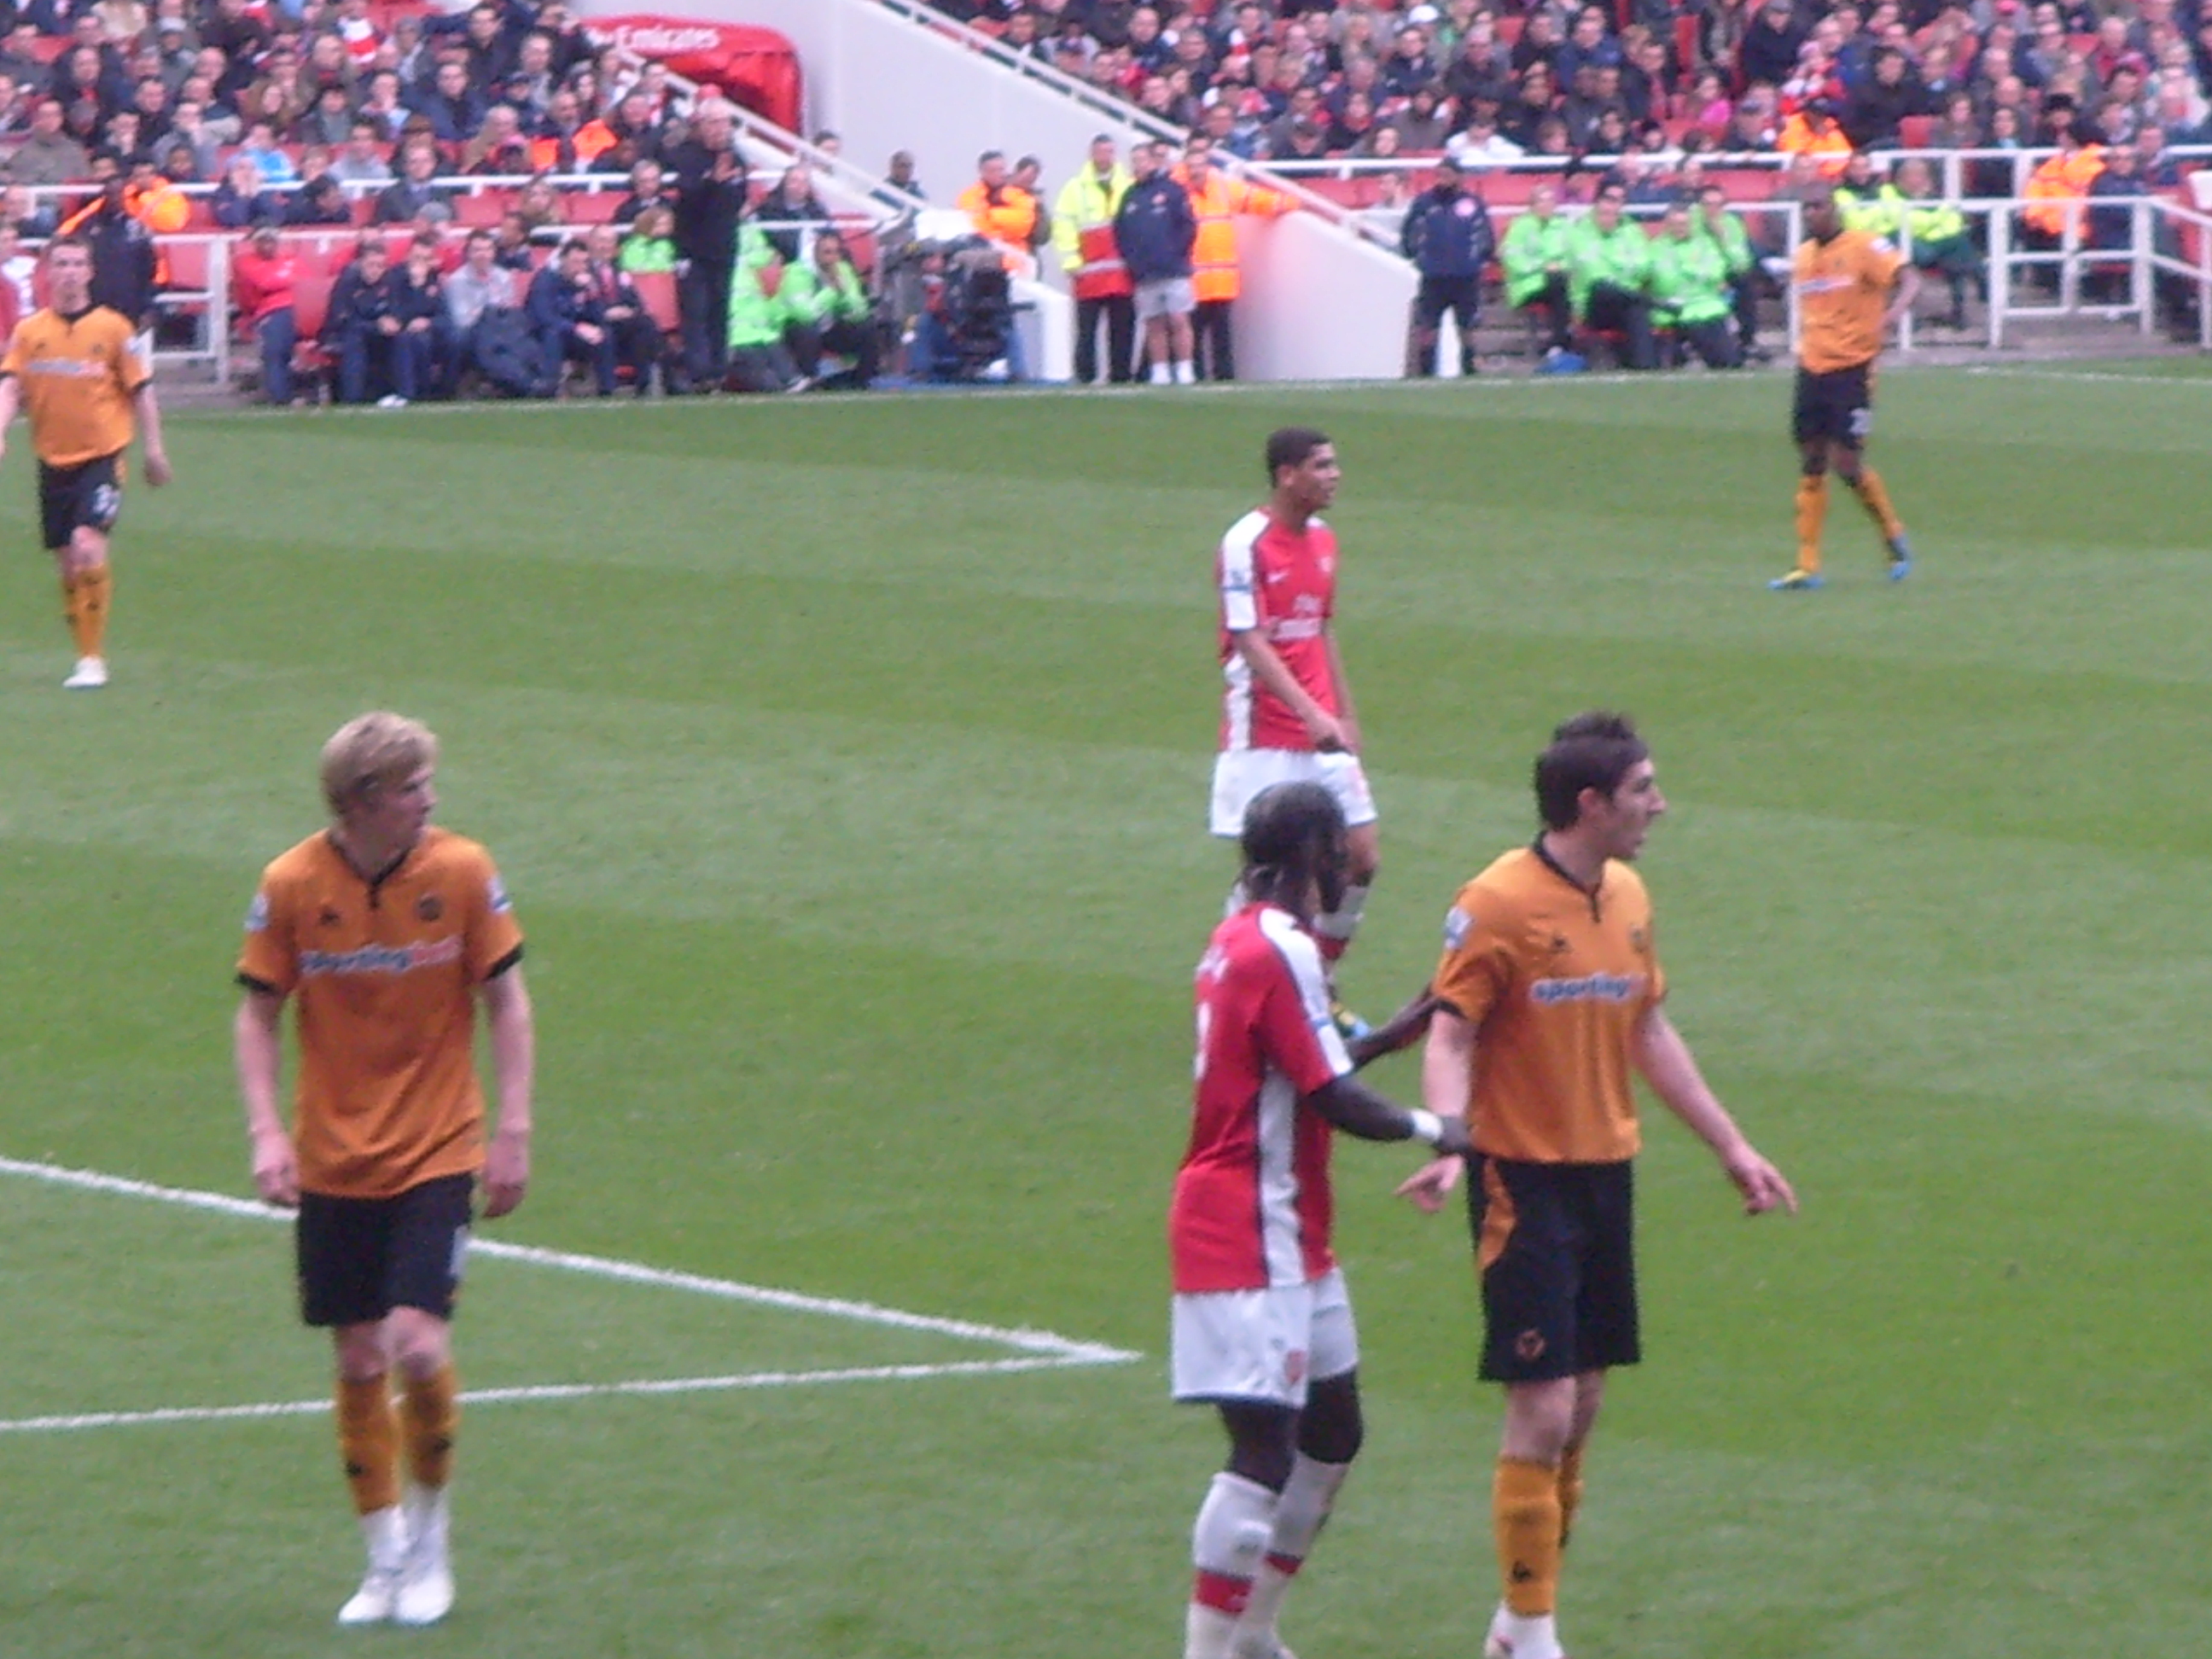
[257, 308, 295, 405]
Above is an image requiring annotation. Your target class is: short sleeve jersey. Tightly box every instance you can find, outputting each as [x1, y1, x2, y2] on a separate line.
[1171, 904, 1354, 1293]
[1794, 229, 1906, 375]
[1217, 507, 1341, 753]
[0, 306, 144, 468]
[236, 826, 524, 1201]
[1430, 846, 1666, 1165]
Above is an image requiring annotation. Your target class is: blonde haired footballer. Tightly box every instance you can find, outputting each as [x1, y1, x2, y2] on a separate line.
[236, 713, 534, 1628]
[0, 235, 172, 688]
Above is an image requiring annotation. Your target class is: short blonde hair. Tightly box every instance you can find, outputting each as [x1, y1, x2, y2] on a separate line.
[320, 712, 438, 817]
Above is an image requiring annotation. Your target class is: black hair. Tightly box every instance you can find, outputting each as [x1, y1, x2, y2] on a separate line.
[1534, 712, 1650, 830]
[1239, 782, 1344, 907]
[1265, 425, 1330, 483]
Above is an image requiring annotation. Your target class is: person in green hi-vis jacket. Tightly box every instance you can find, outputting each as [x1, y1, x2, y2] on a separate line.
[1647, 200, 1743, 370]
[1566, 182, 1655, 370]
[1500, 181, 1575, 359]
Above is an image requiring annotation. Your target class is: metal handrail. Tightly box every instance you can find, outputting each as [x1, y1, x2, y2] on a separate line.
[866, 0, 1398, 249]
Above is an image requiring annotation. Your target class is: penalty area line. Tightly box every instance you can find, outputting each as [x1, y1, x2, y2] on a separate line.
[0, 1354, 1116, 1437]
[0, 1155, 1139, 1367]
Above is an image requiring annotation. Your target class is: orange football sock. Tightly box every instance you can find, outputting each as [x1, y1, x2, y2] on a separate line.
[336, 1374, 399, 1516]
[1556, 1444, 1586, 1550]
[1795, 475, 1828, 575]
[1850, 468, 1904, 541]
[1494, 1456, 1562, 1618]
[399, 1362, 459, 1490]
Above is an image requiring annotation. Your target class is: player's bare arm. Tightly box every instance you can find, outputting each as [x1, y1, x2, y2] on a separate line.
[1397, 1002, 1476, 1210]
[235, 987, 299, 1208]
[132, 380, 172, 486]
[1305, 1073, 1470, 1156]
[1346, 987, 1438, 1070]
[1324, 632, 1361, 752]
[1882, 265, 1923, 335]
[0, 373, 20, 467]
[1631, 1004, 1797, 1216]
[478, 965, 535, 1220]
[1231, 627, 1348, 751]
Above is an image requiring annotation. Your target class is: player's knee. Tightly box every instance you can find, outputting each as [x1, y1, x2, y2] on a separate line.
[386, 1311, 451, 1378]
[1220, 1402, 1298, 1492]
[70, 530, 107, 571]
[333, 1325, 388, 1382]
[1798, 452, 1828, 479]
[1297, 1380, 1365, 1464]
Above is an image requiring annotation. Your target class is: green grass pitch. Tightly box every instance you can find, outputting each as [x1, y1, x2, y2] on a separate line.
[2, 364, 2209, 1658]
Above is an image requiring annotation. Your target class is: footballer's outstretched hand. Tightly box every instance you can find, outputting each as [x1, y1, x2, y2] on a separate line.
[1395, 1148, 1467, 1214]
[1724, 1144, 1797, 1216]
[1348, 989, 1440, 1069]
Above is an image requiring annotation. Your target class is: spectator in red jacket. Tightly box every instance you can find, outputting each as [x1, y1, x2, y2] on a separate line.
[231, 223, 300, 405]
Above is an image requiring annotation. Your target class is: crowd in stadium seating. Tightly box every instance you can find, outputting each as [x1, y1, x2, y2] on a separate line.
[934, 0, 2212, 169]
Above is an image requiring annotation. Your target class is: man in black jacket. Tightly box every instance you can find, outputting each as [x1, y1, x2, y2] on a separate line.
[1400, 157, 1496, 377]
[665, 98, 748, 392]
[1114, 141, 1196, 385]
[58, 151, 159, 346]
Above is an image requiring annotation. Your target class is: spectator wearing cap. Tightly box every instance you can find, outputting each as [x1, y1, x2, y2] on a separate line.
[1053, 134, 1137, 387]
[1741, 0, 1808, 91]
[1175, 133, 1295, 382]
[1777, 96, 1853, 175]
[1400, 154, 1494, 376]
[285, 172, 355, 226]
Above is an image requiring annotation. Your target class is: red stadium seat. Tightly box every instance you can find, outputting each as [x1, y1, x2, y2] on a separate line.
[455, 191, 515, 227]
[1899, 114, 1936, 149]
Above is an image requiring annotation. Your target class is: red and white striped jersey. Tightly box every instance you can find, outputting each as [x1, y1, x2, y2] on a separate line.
[1216, 508, 1341, 753]
[1170, 903, 1354, 1293]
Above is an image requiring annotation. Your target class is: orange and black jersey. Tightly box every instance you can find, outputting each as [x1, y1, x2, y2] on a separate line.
[238, 826, 523, 1201]
[1794, 228, 1906, 375]
[1430, 842, 1666, 1165]
[1, 305, 145, 468]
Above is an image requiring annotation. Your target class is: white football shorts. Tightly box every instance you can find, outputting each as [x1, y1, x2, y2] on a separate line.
[1209, 748, 1377, 839]
[1170, 1266, 1359, 1406]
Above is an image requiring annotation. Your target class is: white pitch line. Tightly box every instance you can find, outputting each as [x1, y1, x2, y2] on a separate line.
[1962, 364, 2212, 387]
[0, 1155, 1139, 1365]
[0, 1354, 1103, 1437]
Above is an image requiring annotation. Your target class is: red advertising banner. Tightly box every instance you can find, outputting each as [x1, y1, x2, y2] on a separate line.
[587, 16, 802, 132]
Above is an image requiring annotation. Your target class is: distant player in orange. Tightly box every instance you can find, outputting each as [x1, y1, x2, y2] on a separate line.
[1398, 712, 1796, 1659]
[0, 235, 172, 687]
[1772, 184, 1919, 591]
[235, 712, 535, 1630]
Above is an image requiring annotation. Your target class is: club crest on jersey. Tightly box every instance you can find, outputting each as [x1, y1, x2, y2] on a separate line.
[416, 894, 443, 923]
